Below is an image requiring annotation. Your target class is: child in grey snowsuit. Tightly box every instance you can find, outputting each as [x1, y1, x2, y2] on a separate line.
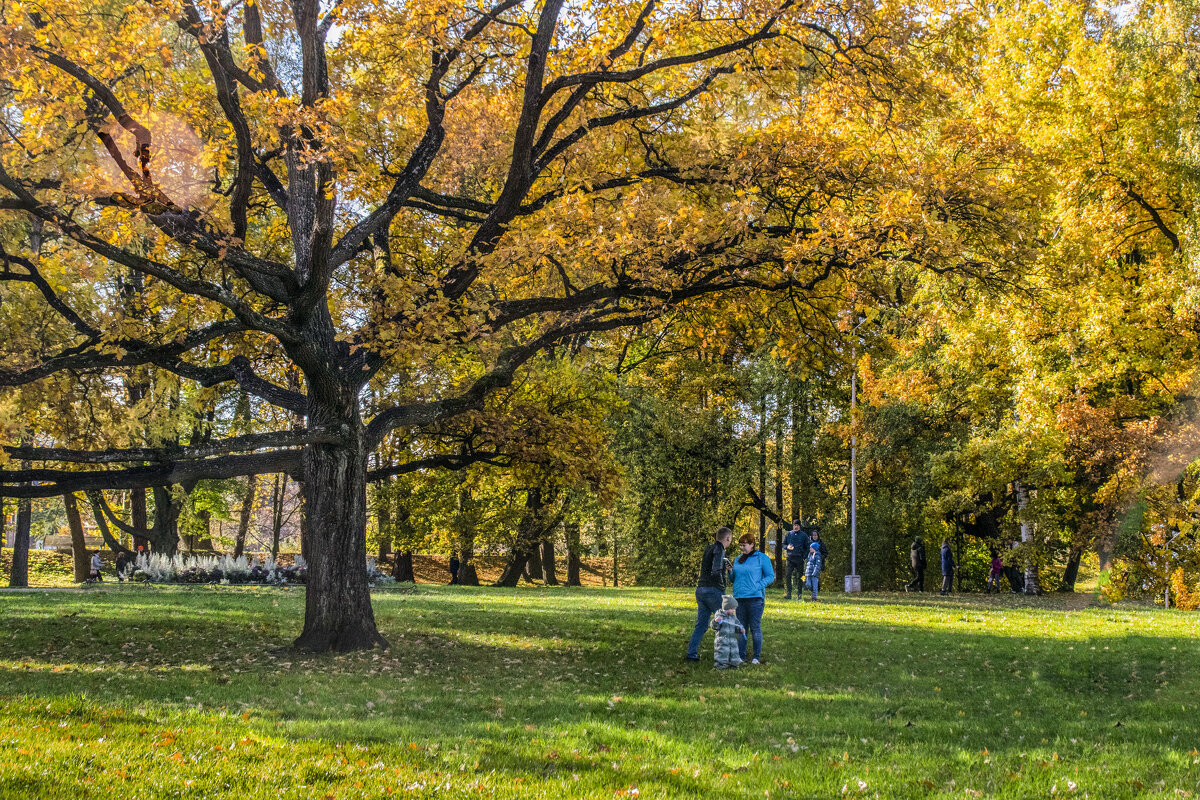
[710, 595, 745, 669]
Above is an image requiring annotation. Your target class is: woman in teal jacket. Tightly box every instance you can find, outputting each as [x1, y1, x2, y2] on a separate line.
[729, 532, 775, 664]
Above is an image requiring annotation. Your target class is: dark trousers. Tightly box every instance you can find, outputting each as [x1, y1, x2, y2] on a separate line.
[688, 587, 724, 659]
[906, 566, 925, 591]
[941, 571, 953, 594]
[735, 596, 765, 661]
[784, 560, 805, 597]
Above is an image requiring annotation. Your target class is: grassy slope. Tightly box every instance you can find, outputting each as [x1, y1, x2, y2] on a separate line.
[0, 586, 1197, 799]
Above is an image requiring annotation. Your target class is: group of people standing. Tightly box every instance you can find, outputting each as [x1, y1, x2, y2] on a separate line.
[907, 537, 1026, 594]
[686, 520, 827, 669]
[905, 537, 964, 595]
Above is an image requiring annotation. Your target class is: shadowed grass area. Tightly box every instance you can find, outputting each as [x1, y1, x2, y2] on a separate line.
[0, 585, 1197, 798]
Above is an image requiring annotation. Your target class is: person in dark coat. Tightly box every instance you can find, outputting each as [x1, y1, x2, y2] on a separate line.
[782, 520, 810, 600]
[115, 551, 130, 582]
[448, 554, 461, 585]
[906, 536, 926, 592]
[1006, 540, 1024, 593]
[686, 526, 733, 662]
[940, 539, 955, 596]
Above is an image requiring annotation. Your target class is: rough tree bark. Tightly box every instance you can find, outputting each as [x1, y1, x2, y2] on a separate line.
[454, 487, 480, 586]
[497, 487, 551, 587]
[292, 394, 386, 652]
[234, 474, 257, 558]
[1061, 545, 1084, 592]
[8, 492, 31, 588]
[130, 489, 149, 551]
[541, 533, 559, 585]
[392, 551, 415, 582]
[64, 493, 91, 582]
[270, 474, 284, 560]
[565, 519, 582, 587]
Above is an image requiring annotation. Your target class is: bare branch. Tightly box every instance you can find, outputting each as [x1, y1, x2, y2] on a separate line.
[0, 450, 302, 499]
[5, 429, 340, 465]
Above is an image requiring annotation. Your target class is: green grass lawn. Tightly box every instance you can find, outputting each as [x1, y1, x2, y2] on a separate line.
[1, 585, 1197, 799]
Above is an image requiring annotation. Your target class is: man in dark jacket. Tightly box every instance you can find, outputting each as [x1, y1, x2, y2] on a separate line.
[782, 520, 810, 600]
[687, 526, 733, 662]
[906, 537, 926, 592]
[115, 550, 130, 582]
[940, 539, 955, 596]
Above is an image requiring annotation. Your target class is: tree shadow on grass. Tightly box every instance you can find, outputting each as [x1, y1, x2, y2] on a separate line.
[3, 586, 1199, 800]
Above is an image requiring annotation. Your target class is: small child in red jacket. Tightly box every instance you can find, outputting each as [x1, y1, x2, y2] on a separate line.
[986, 550, 1003, 593]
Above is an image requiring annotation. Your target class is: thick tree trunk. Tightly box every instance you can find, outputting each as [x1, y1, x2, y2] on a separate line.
[455, 487, 480, 586]
[292, 403, 386, 652]
[196, 510, 214, 551]
[64, 493, 91, 582]
[131, 489, 150, 551]
[458, 558, 479, 586]
[497, 551, 531, 587]
[234, 475, 258, 559]
[271, 473, 284, 559]
[8, 495, 31, 588]
[541, 534, 559, 585]
[392, 551, 415, 582]
[525, 542, 543, 583]
[609, 515, 619, 588]
[497, 487, 546, 587]
[565, 520, 582, 587]
[1061, 546, 1084, 592]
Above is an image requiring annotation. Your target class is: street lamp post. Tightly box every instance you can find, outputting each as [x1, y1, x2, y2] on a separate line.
[845, 319, 862, 594]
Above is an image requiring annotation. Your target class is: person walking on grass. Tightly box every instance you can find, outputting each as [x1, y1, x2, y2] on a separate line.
[730, 532, 774, 664]
[89, 551, 103, 582]
[906, 536, 926, 592]
[115, 550, 129, 582]
[940, 539, 955, 596]
[986, 549, 1003, 593]
[782, 519, 810, 600]
[710, 595, 745, 669]
[686, 526, 733, 663]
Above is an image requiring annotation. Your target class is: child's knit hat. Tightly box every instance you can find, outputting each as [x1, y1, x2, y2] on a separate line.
[721, 595, 738, 611]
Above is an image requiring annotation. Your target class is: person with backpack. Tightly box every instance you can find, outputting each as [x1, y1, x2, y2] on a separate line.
[906, 536, 927, 592]
[730, 533, 775, 664]
[782, 520, 810, 600]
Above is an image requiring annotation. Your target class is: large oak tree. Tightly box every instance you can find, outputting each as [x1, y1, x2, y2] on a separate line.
[0, 0, 1002, 648]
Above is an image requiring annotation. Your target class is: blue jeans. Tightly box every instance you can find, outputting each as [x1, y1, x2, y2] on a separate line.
[807, 574, 820, 599]
[688, 586, 724, 659]
[735, 596, 765, 661]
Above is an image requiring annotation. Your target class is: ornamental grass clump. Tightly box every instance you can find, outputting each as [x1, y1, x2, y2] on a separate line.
[131, 552, 306, 585]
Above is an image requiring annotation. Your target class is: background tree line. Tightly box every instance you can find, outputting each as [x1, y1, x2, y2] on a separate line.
[2, 0, 1199, 654]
